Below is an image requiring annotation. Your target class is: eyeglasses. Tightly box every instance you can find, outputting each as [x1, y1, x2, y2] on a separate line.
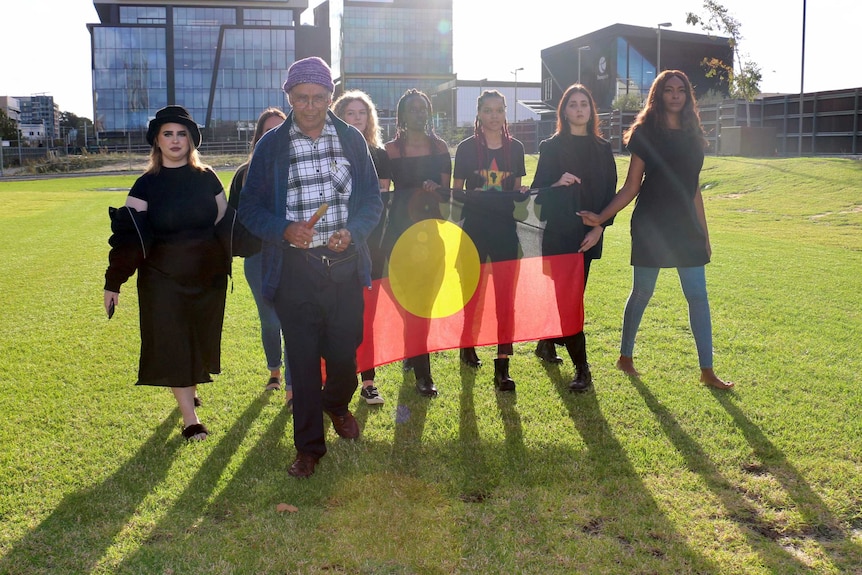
[291, 94, 331, 109]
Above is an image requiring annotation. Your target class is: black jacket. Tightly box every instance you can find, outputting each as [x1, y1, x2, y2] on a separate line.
[104, 203, 259, 292]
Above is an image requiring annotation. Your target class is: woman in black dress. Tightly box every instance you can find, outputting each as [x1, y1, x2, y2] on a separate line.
[578, 70, 734, 390]
[104, 105, 231, 440]
[381, 89, 451, 397]
[452, 90, 527, 392]
[533, 84, 617, 392]
[332, 90, 391, 405]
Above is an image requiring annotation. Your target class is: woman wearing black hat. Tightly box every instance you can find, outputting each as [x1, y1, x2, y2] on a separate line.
[103, 105, 230, 441]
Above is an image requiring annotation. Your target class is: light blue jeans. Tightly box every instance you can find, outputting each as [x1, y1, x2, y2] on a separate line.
[620, 265, 713, 369]
[244, 253, 291, 391]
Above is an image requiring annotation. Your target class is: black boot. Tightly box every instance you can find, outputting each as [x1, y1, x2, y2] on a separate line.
[534, 340, 563, 364]
[460, 347, 482, 368]
[493, 358, 516, 391]
[569, 363, 593, 392]
[415, 374, 438, 397]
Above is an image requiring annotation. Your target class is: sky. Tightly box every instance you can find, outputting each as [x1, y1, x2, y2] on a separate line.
[1, 0, 858, 119]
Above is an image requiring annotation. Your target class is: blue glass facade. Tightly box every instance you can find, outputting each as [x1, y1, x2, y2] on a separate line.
[326, 0, 454, 117]
[616, 37, 656, 98]
[90, 2, 315, 138]
[92, 26, 168, 133]
[213, 28, 294, 123]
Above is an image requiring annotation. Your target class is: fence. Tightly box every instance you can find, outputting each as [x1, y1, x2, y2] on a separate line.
[7, 88, 858, 170]
[596, 87, 862, 157]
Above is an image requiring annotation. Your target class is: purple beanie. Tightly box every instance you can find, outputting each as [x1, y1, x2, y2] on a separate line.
[282, 57, 335, 94]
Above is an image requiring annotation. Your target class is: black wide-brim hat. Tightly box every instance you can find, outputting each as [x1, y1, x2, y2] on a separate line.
[146, 105, 202, 147]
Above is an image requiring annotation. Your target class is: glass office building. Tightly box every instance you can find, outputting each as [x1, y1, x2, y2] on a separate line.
[88, 1, 327, 141]
[314, 0, 454, 118]
[541, 24, 733, 110]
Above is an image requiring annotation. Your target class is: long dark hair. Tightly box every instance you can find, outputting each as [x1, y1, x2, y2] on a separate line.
[624, 70, 706, 147]
[473, 90, 513, 172]
[555, 84, 601, 138]
[248, 107, 286, 159]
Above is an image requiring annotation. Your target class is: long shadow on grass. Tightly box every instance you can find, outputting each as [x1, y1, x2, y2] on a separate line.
[548, 369, 722, 572]
[390, 368, 431, 474]
[0, 412, 179, 575]
[456, 363, 494, 500]
[494, 379, 526, 474]
[106, 394, 269, 569]
[114, 401, 297, 572]
[714, 391, 862, 570]
[630, 376, 848, 572]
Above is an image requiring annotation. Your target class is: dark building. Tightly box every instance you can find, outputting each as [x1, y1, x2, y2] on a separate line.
[87, 0, 329, 142]
[541, 23, 733, 111]
[312, 0, 454, 118]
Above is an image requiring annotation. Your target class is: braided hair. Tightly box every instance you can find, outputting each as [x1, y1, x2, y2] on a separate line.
[473, 90, 513, 175]
[393, 89, 444, 158]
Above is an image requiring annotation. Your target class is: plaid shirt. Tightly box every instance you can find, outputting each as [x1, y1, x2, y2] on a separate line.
[286, 118, 352, 247]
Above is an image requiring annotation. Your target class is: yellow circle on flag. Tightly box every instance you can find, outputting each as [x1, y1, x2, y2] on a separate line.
[389, 219, 481, 319]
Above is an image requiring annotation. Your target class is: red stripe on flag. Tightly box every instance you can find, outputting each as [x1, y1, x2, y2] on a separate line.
[356, 252, 584, 373]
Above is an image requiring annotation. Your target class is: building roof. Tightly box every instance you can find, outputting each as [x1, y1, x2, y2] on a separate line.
[542, 22, 730, 56]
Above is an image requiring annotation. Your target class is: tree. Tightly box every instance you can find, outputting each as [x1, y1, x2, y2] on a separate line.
[686, 0, 762, 126]
[0, 108, 18, 142]
[611, 93, 644, 112]
[60, 110, 94, 147]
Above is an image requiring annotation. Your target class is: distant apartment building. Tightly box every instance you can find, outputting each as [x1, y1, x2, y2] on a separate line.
[0, 96, 21, 124]
[15, 95, 60, 142]
[87, 0, 328, 142]
[312, 0, 454, 118]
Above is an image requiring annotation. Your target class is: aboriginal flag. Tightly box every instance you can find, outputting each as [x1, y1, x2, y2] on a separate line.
[355, 186, 584, 373]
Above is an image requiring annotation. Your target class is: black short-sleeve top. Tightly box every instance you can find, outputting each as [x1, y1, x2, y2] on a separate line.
[626, 126, 709, 268]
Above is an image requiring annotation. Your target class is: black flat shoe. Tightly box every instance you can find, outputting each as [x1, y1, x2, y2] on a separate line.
[415, 375, 438, 397]
[535, 341, 563, 364]
[460, 347, 482, 368]
[182, 423, 208, 441]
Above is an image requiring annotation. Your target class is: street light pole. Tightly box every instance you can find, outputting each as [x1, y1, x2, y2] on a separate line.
[577, 45, 591, 84]
[798, 0, 807, 156]
[511, 67, 523, 127]
[657, 22, 672, 73]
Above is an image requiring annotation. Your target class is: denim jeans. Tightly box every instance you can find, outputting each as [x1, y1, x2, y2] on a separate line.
[620, 265, 713, 368]
[244, 253, 291, 390]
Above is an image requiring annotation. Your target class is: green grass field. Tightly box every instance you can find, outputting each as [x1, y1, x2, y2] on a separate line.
[0, 156, 860, 574]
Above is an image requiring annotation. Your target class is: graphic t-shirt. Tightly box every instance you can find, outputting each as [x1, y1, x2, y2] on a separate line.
[453, 135, 526, 191]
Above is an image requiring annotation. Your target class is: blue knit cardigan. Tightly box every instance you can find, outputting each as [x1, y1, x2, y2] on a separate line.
[237, 110, 383, 300]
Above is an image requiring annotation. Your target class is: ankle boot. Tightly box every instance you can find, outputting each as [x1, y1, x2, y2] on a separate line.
[569, 363, 592, 392]
[494, 358, 516, 392]
[460, 347, 482, 368]
[534, 340, 563, 364]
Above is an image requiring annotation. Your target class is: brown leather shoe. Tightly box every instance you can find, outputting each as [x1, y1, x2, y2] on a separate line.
[287, 452, 319, 478]
[325, 410, 360, 439]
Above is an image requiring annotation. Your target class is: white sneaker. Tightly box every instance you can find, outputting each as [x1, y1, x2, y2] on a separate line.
[360, 384, 384, 405]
